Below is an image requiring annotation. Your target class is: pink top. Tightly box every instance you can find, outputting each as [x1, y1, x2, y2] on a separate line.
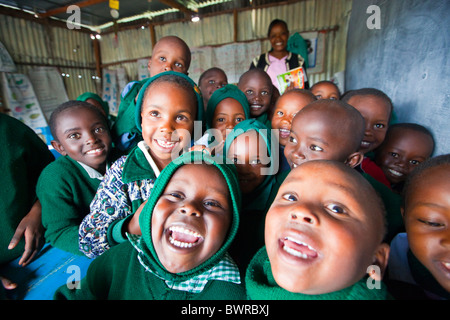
[267, 53, 288, 90]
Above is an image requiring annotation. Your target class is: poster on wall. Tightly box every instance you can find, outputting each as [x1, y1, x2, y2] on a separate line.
[137, 58, 150, 80]
[102, 68, 118, 116]
[28, 66, 69, 120]
[1, 72, 52, 144]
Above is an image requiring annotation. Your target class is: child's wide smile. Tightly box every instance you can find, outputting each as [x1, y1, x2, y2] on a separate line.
[151, 164, 231, 274]
[167, 225, 204, 249]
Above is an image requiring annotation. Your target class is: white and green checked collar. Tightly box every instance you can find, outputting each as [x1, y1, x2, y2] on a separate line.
[128, 234, 241, 294]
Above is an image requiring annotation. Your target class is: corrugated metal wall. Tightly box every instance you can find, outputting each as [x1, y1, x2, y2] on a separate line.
[103, 0, 352, 86]
[0, 14, 98, 100]
[1, 0, 352, 101]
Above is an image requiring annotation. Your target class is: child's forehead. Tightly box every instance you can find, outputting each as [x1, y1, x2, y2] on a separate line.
[58, 106, 102, 123]
[240, 72, 271, 87]
[348, 94, 391, 113]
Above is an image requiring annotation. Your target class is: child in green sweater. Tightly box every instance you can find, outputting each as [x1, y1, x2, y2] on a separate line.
[222, 119, 283, 272]
[283, 99, 403, 242]
[36, 101, 113, 255]
[79, 71, 204, 258]
[55, 151, 245, 300]
[0, 113, 54, 296]
[111, 36, 192, 153]
[238, 69, 274, 128]
[246, 160, 392, 300]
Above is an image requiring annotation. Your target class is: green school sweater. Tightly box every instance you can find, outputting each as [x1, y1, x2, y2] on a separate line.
[37, 156, 102, 255]
[0, 114, 54, 264]
[111, 80, 145, 139]
[246, 247, 392, 300]
[54, 240, 245, 300]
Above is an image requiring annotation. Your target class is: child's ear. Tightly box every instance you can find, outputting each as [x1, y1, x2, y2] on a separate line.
[51, 140, 67, 156]
[368, 243, 390, 281]
[344, 151, 364, 168]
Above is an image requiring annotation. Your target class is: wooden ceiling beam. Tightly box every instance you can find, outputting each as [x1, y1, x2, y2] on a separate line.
[38, 0, 108, 18]
[158, 0, 197, 16]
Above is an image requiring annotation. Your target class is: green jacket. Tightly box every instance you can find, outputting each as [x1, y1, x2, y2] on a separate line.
[37, 156, 102, 255]
[0, 114, 54, 264]
[55, 241, 245, 300]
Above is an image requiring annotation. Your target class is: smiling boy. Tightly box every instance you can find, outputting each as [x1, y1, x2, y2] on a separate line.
[246, 160, 391, 299]
[387, 154, 450, 299]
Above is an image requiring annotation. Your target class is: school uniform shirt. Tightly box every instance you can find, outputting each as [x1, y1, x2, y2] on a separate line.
[37, 156, 105, 255]
[0, 114, 54, 264]
[79, 141, 159, 258]
[245, 247, 392, 300]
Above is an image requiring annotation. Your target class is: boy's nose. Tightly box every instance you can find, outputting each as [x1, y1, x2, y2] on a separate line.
[179, 203, 201, 217]
[290, 204, 319, 226]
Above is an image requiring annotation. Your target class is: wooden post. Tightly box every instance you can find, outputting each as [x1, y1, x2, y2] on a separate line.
[233, 9, 238, 43]
[149, 24, 157, 49]
[93, 38, 101, 78]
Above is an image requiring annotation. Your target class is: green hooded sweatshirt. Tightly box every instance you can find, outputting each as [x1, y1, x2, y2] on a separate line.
[222, 119, 286, 272]
[55, 151, 246, 300]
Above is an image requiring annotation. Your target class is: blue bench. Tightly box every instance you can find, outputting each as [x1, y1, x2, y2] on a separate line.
[0, 244, 92, 300]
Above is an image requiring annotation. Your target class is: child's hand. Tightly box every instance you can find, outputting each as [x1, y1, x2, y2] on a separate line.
[125, 201, 147, 236]
[8, 200, 44, 266]
[188, 144, 211, 154]
[0, 275, 17, 291]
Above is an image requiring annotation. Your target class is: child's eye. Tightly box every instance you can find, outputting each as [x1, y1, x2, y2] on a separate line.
[276, 111, 284, 116]
[176, 114, 189, 122]
[282, 193, 298, 202]
[235, 117, 244, 123]
[204, 200, 223, 209]
[149, 110, 160, 117]
[174, 62, 183, 68]
[326, 203, 346, 215]
[310, 145, 323, 151]
[94, 127, 105, 134]
[158, 56, 167, 62]
[389, 152, 399, 158]
[167, 192, 184, 201]
[374, 123, 385, 129]
[208, 80, 215, 84]
[245, 90, 254, 95]
[215, 117, 225, 123]
[249, 158, 261, 165]
[315, 95, 322, 99]
[409, 159, 420, 165]
[68, 133, 80, 139]
[261, 91, 268, 96]
[418, 218, 444, 228]
[289, 136, 297, 144]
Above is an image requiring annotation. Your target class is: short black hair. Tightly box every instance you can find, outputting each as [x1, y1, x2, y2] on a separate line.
[385, 123, 435, 153]
[198, 67, 227, 85]
[143, 73, 198, 113]
[49, 100, 108, 142]
[267, 19, 288, 37]
[310, 80, 341, 98]
[402, 154, 450, 208]
[341, 88, 393, 121]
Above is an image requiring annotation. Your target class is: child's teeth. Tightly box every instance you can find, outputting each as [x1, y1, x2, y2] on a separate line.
[283, 245, 308, 259]
[388, 169, 403, 177]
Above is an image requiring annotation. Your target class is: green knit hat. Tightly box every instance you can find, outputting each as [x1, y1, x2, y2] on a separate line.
[135, 71, 204, 132]
[76, 92, 110, 116]
[205, 84, 250, 129]
[138, 151, 241, 281]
